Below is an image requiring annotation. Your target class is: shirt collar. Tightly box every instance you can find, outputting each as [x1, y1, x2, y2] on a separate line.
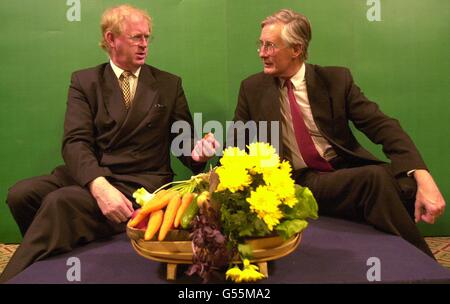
[109, 59, 141, 79]
[279, 63, 306, 89]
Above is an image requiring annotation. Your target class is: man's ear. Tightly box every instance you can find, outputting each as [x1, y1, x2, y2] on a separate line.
[105, 31, 115, 49]
[292, 44, 302, 59]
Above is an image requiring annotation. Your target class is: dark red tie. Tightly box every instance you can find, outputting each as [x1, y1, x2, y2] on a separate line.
[285, 79, 333, 172]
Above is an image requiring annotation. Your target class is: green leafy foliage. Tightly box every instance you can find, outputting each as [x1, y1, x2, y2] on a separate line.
[281, 185, 319, 220]
[276, 219, 309, 240]
[214, 181, 319, 258]
[214, 190, 272, 244]
[237, 243, 253, 259]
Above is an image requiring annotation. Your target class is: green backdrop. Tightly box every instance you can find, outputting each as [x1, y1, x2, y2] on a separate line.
[1, 0, 448, 243]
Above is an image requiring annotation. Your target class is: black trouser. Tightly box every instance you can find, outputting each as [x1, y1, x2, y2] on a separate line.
[295, 163, 434, 258]
[0, 167, 139, 283]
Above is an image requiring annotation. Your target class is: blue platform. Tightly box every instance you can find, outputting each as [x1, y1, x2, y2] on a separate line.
[7, 216, 450, 284]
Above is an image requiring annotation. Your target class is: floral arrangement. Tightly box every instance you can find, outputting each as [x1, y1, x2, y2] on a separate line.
[130, 142, 318, 283]
[186, 142, 318, 282]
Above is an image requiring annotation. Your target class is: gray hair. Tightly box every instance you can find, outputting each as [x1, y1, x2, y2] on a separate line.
[261, 9, 311, 61]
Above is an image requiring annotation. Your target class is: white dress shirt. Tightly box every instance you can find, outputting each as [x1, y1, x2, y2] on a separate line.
[279, 63, 337, 170]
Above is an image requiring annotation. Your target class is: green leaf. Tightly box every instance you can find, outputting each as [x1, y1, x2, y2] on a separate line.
[283, 185, 319, 220]
[238, 223, 254, 238]
[252, 217, 271, 236]
[219, 189, 272, 240]
[275, 219, 308, 240]
[238, 243, 253, 259]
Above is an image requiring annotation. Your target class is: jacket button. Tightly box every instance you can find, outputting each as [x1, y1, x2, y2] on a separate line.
[147, 123, 152, 128]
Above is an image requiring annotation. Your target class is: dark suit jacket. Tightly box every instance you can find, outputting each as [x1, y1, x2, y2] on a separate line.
[232, 63, 427, 176]
[60, 63, 203, 191]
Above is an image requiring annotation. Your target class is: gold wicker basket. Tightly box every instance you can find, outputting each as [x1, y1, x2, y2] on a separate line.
[126, 226, 302, 280]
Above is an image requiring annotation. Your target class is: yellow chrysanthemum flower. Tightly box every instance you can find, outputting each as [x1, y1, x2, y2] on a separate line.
[241, 259, 266, 282]
[279, 160, 293, 175]
[225, 259, 266, 283]
[225, 265, 242, 281]
[247, 142, 279, 173]
[264, 171, 296, 200]
[246, 186, 283, 230]
[239, 268, 265, 282]
[220, 146, 249, 169]
[282, 196, 298, 208]
[216, 166, 252, 193]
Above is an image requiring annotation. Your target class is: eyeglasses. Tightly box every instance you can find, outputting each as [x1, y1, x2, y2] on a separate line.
[127, 34, 152, 44]
[257, 41, 280, 55]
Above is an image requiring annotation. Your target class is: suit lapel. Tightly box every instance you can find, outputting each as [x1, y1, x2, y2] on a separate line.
[305, 64, 334, 139]
[129, 64, 158, 121]
[260, 75, 281, 122]
[109, 65, 158, 147]
[258, 75, 283, 155]
[101, 64, 127, 127]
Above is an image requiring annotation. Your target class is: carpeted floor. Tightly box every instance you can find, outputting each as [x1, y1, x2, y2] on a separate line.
[1, 237, 449, 276]
[0, 243, 19, 275]
[424, 237, 450, 268]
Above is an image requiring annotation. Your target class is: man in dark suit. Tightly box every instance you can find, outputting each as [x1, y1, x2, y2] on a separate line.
[0, 4, 216, 282]
[230, 9, 445, 257]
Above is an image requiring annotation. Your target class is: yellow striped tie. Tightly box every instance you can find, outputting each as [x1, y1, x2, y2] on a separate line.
[120, 71, 132, 109]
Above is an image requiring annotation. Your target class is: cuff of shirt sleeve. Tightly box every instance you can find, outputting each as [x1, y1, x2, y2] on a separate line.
[407, 169, 416, 177]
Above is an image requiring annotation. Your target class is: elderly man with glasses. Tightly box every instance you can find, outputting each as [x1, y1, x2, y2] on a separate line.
[231, 9, 445, 257]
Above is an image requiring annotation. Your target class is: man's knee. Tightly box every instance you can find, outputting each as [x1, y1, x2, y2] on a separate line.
[358, 165, 393, 188]
[6, 179, 39, 211]
[41, 187, 75, 210]
[359, 165, 416, 218]
[360, 165, 417, 199]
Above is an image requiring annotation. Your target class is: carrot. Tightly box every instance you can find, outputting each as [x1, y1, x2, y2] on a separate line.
[142, 189, 167, 208]
[173, 192, 195, 228]
[128, 208, 148, 228]
[144, 210, 164, 241]
[142, 189, 177, 214]
[128, 190, 171, 228]
[158, 193, 182, 241]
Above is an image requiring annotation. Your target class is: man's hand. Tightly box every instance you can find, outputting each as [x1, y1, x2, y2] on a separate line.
[413, 169, 446, 224]
[89, 177, 134, 223]
[191, 132, 220, 162]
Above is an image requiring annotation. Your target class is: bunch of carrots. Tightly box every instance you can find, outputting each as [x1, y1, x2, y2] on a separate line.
[127, 189, 191, 241]
[127, 173, 210, 241]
